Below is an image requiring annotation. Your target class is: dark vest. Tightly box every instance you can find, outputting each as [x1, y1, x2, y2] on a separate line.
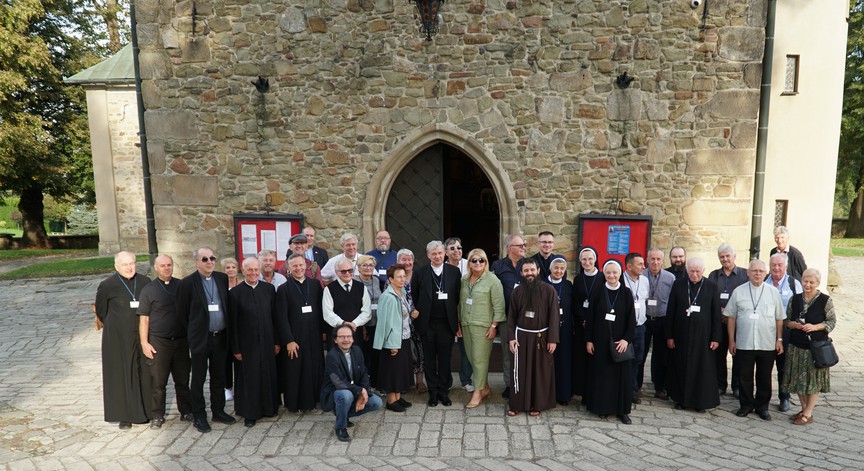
[431, 272, 447, 320]
[330, 282, 364, 322]
[788, 293, 829, 348]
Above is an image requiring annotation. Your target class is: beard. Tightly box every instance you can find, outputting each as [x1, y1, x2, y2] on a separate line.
[522, 275, 541, 311]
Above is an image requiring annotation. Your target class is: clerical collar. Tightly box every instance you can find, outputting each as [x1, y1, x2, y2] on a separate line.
[605, 282, 620, 290]
[245, 279, 259, 288]
[547, 276, 563, 284]
[293, 276, 306, 284]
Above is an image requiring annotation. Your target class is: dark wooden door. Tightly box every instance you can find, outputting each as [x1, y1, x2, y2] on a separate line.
[385, 146, 443, 266]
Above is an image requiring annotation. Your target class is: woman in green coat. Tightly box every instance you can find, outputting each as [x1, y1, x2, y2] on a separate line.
[373, 264, 414, 412]
[459, 248, 506, 408]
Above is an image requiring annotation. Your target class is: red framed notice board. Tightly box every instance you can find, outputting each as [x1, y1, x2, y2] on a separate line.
[576, 214, 653, 267]
[233, 213, 304, 270]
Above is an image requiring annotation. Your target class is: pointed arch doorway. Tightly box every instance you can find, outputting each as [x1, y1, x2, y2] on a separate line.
[385, 143, 500, 266]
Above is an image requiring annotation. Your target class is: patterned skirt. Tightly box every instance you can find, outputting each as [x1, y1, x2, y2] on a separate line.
[781, 343, 830, 395]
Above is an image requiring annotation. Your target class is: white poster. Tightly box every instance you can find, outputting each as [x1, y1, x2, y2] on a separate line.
[276, 221, 294, 261]
[241, 224, 258, 258]
[260, 230, 276, 252]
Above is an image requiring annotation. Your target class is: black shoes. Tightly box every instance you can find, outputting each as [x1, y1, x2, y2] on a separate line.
[695, 409, 706, 413]
[180, 413, 194, 422]
[347, 421, 354, 428]
[502, 387, 510, 399]
[193, 417, 211, 433]
[212, 411, 236, 424]
[335, 428, 351, 442]
[654, 390, 668, 400]
[386, 401, 406, 412]
[619, 415, 632, 425]
[735, 407, 751, 418]
[779, 399, 791, 412]
[118, 421, 132, 430]
[397, 398, 412, 408]
[674, 403, 684, 410]
[757, 410, 771, 421]
[427, 397, 439, 407]
[244, 419, 256, 427]
[150, 417, 164, 429]
[632, 397, 642, 405]
[732, 388, 740, 399]
[439, 395, 452, 407]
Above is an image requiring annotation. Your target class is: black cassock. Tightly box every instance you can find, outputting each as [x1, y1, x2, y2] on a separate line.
[544, 277, 573, 403]
[585, 284, 636, 417]
[229, 281, 279, 420]
[571, 271, 600, 397]
[274, 277, 325, 411]
[665, 277, 721, 410]
[95, 272, 151, 423]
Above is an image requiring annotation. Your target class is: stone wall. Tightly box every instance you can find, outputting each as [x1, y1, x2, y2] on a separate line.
[135, 0, 767, 274]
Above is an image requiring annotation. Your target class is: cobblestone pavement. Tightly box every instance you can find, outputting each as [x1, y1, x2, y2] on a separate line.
[1, 258, 862, 470]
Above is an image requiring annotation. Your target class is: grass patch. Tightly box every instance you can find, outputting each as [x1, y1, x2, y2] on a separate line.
[0, 254, 148, 279]
[831, 238, 864, 256]
[0, 249, 96, 261]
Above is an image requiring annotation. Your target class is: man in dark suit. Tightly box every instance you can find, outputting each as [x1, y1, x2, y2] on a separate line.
[321, 324, 383, 442]
[411, 240, 461, 407]
[770, 226, 806, 281]
[176, 247, 237, 433]
[303, 226, 330, 268]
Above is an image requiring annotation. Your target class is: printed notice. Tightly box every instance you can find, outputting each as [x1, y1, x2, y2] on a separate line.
[607, 225, 631, 255]
[241, 224, 258, 258]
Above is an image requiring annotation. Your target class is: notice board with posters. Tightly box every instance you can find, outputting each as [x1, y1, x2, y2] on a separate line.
[233, 213, 304, 270]
[576, 214, 653, 267]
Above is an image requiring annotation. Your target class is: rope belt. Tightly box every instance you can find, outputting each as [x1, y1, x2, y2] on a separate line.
[512, 326, 548, 395]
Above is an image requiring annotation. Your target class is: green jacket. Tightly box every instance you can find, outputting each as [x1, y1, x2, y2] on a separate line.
[458, 272, 506, 327]
[373, 285, 406, 350]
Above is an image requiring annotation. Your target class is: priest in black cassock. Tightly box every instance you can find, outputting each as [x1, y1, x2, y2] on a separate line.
[228, 257, 280, 427]
[665, 257, 722, 412]
[274, 253, 325, 412]
[506, 259, 559, 416]
[585, 259, 636, 424]
[95, 251, 150, 429]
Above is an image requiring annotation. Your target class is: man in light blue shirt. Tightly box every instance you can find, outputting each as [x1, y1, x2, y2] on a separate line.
[766, 253, 802, 413]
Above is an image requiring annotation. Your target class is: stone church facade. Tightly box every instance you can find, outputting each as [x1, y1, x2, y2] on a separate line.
[129, 0, 848, 278]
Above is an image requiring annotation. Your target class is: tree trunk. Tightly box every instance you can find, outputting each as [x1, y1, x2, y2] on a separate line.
[847, 187, 864, 238]
[18, 186, 50, 248]
[104, 0, 121, 53]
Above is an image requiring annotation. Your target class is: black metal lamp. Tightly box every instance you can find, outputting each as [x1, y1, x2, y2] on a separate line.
[411, 0, 445, 41]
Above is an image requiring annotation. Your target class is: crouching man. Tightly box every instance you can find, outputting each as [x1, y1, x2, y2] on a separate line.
[320, 323, 383, 442]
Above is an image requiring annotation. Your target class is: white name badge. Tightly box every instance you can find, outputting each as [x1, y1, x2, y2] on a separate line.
[437, 292, 448, 300]
[690, 305, 701, 313]
[130, 301, 140, 309]
[301, 305, 313, 313]
[720, 293, 730, 300]
[465, 298, 473, 305]
[514, 283, 520, 289]
[525, 310, 535, 319]
[605, 313, 616, 322]
[634, 302, 641, 311]
[647, 299, 658, 307]
[583, 300, 589, 308]
[208, 304, 219, 312]
[371, 303, 378, 310]
[378, 269, 387, 276]
[559, 308, 563, 315]
[748, 311, 759, 320]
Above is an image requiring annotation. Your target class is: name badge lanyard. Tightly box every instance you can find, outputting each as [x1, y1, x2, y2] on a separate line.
[582, 272, 598, 305]
[292, 278, 310, 307]
[551, 279, 565, 326]
[687, 280, 703, 313]
[117, 272, 137, 302]
[748, 283, 765, 315]
[605, 286, 621, 320]
[202, 277, 218, 307]
[391, 290, 412, 318]
[157, 278, 176, 296]
[626, 276, 641, 302]
[433, 270, 445, 294]
[466, 276, 480, 304]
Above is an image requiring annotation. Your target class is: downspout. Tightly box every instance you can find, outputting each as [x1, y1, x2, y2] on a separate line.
[749, 0, 777, 261]
[130, 0, 159, 261]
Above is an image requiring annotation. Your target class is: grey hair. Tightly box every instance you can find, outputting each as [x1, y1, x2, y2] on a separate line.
[717, 243, 735, 257]
[115, 251, 135, 263]
[397, 248, 414, 260]
[192, 247, 214, 259]
[769, 252, 788, 265]
[801, 268, 821, 283]
[340, 233, 358, 246]
[241, 257, 259, 269]
[748, 259, 767, 271]
[503, 234, 523, 248]
[685, 257, 705, 270]
[426, 240, 445, 253]
[257, 249, 276, 259]
[773, 226, 790, 237]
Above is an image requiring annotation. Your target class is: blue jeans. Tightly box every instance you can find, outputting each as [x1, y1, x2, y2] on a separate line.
[333, 389, 383, 430]
[458, 337, 473, 387]
[631, 324, 646, 394]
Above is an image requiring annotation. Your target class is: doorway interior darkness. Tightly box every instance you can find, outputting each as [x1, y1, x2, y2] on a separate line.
[385, 143, 501, 266]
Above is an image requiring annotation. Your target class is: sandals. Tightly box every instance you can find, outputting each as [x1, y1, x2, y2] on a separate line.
[506, 410, 519, 417]
[793, 414, 814, 426]
[790, 411, 803, 422]
[529, 411, 541, 417]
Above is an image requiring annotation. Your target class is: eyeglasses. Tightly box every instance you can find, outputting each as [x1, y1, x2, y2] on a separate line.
[200, 256, 216, 262]
[336, 335, 353, 340]
[448, 246, 463, 251]
[337, 269, 354, 274]
[470, 258, 486, 264]
[359, 263, 375, 268]
[510, 244, 526, 249]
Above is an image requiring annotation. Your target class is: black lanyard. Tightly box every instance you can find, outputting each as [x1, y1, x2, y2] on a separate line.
[749, 283, 765, 313]
[688, 280, 703, 305]
[202, 276, 217, 304]
[605, 285, 621, 314]
[582, 272, 598, 301]
[292, 278, 309, 305]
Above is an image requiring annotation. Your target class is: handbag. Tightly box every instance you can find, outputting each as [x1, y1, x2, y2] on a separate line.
[609, 330, 634, 362]
[810, 337, 838, 368]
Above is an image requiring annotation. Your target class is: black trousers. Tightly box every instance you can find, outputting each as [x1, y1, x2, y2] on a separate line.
[147, 336, 192, 418]
[190, 331, 228, 419]
[421, 318, 454, 399]
[716, 325, 740, 392]
[736, 349, 776, 413]
[640, 317, 669, 392]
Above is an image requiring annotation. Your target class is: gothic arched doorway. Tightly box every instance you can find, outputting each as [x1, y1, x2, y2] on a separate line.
[385, 143, 500, 266]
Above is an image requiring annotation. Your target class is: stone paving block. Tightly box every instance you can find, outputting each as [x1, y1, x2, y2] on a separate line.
[439, 438, 461, 457]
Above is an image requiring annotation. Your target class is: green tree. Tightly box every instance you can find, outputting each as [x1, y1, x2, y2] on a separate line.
[838, 0, 864, 237]
[0, 0, 103, 247]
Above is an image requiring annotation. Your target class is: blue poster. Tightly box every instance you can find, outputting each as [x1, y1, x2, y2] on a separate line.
[607, 225, 631, 255]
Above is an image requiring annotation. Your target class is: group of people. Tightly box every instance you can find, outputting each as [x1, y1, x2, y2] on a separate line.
[95, 225, 836, 443]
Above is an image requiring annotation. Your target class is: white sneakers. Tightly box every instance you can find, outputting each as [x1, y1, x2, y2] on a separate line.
[465, 384, 475, 393]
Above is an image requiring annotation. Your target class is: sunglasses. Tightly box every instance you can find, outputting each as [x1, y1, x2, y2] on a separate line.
[200, 256, 216, 262]
[449, 246, 463, 251]
[337, 269, 354, 274]
[470, 258, 486, 264]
